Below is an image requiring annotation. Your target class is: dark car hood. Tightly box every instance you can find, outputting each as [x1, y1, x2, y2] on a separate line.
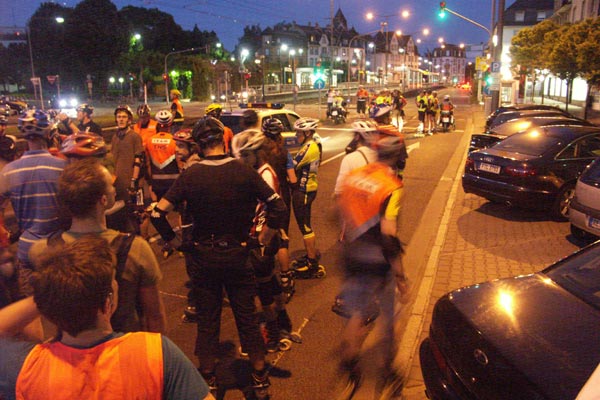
[434, 274, 600, 399]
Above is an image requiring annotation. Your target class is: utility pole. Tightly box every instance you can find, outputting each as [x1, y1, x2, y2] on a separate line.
[491, 0, 505, 111]
[330, 0, 334, 88]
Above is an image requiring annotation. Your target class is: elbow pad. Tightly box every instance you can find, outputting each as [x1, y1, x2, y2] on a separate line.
[149, 205, 176, 242]
[133, 151, 146, 168]
[381, 234, 404, 260]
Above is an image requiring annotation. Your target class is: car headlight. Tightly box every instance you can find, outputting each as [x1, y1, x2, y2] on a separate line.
[69, 98, 78, 107]
[59, 99, 67, 108]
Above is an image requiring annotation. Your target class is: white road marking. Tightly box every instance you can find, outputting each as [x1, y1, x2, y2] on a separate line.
[320, 142, 420, 166]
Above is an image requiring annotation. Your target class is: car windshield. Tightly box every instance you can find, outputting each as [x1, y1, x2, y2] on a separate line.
[493, 130, 561, 156]
[545, 243, 600, 309]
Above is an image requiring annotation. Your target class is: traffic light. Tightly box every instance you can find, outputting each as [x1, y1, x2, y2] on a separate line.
[162, 73, 169, 82]
[439, 1, 447, 18]
[244, 73, 251, 80]
[483, 67, 492, 86]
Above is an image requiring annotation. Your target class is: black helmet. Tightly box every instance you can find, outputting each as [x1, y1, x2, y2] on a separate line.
[0, 136, 17, 161]
[136, 104, 151, 117]
[242, 109, 259, 128]
[192, 116, 224, 146]
[76, 103, 94, 115]
[261, 117, 284, 138]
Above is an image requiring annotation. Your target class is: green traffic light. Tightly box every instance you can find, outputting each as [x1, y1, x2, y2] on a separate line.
[439, 10, 446, 18]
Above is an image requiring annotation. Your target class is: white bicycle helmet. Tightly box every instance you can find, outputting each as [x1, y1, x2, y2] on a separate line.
[155, 109, 173, 126]
[294, 117, 319, 132]
[231, 129, 266, 159]
[351, 120, 379, 142]
[369, 104, 392, 119]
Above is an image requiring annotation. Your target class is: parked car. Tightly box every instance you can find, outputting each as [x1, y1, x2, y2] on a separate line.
[488, 109, 578, 131]
[220, 103, 301, 148]
[462, 125, 600, 219]
[0, 96, 28, 115]
[420, 240, 600, 400]
[569, 157, 600, 240]
[485, 103, 564, 130]
[469, 116, 594, 152]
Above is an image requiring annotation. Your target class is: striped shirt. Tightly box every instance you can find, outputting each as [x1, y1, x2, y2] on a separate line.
[0, 150, 66, 266]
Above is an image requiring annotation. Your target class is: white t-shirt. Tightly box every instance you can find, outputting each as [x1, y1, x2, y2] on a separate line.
[334, 145, 378, 195]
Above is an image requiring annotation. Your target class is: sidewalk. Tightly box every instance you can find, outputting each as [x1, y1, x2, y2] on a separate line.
[398, 100, 580, 399]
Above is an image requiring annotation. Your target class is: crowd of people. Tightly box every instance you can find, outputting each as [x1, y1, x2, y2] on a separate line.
[0, 88, 412, 399]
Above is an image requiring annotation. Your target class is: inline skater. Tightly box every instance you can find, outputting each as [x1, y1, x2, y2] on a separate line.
[232, 129, 294, 352]
[291, 117, 325, 279]
[133, 104, 157, 145]
[58, 103, 102, 136]
[369, 104, 409, 179]
[262, 117, 297, 301]
[205, 103, 234, 154]
[170, 89, 184, 133]
[415, 89, 427, 137]
[334, 135, 412, 399]
[149, 116, 287, 399]
[355, 85, 370, 117]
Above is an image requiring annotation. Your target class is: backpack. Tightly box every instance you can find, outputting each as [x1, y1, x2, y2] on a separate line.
[47, 231, 135, 281]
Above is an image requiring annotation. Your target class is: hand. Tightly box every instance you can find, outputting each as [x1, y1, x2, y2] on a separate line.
[128, 179, 138, 195]
[395, 275, 412, 304]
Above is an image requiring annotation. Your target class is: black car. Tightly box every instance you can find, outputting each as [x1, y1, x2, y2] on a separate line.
[469, 116, 594, 152]
[463, 125, 600, 219]
[420, 240, 600, 400]
[0, 96, 28, 115]
[485, 103, 564, 130]
[487, 109, 577, 131]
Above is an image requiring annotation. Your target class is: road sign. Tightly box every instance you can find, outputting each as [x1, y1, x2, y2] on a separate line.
[47, 75, 58, 84]
[475, 57, 488, 72]
[313, 79, 325, 90]
[491, 62, 501, 73]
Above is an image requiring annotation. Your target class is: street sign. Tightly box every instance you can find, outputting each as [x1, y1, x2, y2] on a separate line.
[491, 62, 501, 73]
[30, 77, 41, 85]
[475, 57, 488, 72]
[313, 79, 325, 90]
[47, 75, 58, 84]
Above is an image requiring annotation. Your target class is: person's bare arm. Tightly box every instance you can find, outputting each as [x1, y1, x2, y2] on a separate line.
[138, 285, 167, 334]
[0, 297, 42, 340]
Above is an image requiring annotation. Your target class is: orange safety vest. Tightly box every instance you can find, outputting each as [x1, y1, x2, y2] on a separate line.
[223, 126, 234, 154]
[16, 332, 164, 400]
[171, 98, 184, 123]
[338, 162, 403, 241]
[133, 119, 158, 146]
[146, 132, 179, 183]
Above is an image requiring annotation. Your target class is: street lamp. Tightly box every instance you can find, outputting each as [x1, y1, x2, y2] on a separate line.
[164, 47, 201, 104]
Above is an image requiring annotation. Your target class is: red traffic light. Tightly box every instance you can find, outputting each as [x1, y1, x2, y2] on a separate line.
[162, 73, 169, 81]
[440, 1, 446, 8]
[244, 73, 251, 80]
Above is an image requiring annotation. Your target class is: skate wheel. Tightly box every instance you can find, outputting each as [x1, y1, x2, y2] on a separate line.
[279, 338, 292, 351]
[316, 267, 326, 278]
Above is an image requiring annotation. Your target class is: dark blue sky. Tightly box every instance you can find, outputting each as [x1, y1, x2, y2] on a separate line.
[3, 0, 515, 52]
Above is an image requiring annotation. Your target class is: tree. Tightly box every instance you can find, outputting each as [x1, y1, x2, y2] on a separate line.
[547, 23, 578, 111]
[510, 19, 558, 102]
[66, 0, 129, 98]
[573, 18, 600, 119]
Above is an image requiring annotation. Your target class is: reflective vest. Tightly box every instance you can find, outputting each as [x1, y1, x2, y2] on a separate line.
[416, 95, 427, 112]
[171, 98, 184, 123]
[338, 162, 403, 242]
[16, 332, 164, 400]
[441, 101, 454, 111]
[133, 119, 158, 146]
[146, 131, 179, 193]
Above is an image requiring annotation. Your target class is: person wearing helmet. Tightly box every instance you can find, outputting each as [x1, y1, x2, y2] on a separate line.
[110, 105, 144, 234]
[0, 110, 67, 296]
[424, 89, 436, 135]
[59, 132, 107, 160]
[232, 130, 294, 353]
[334, 134, 410, 397]
[133, 104, 157, 146]
[260, 117, 297, 301]
[391, 90, 408, 131]
[356, 85, 370, 117]
[415, 89, 428, 137]
[205, 103, 234, 154]
[369, 105, 409, 178]
[149, 115, 287, 399]
[58, 103, 102, 136]
[441, 94, 454, 112]
[291, 117, 325, 279]
[169, 89, 184, 133]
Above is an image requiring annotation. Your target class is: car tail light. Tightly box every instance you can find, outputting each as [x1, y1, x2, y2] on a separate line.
[465, 157, 474, 170]
[430, 338, 448, 372]
[504, 165, 537, 177]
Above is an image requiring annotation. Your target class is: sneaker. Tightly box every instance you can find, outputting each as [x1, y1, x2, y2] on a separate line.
[161, 243, 174, 259]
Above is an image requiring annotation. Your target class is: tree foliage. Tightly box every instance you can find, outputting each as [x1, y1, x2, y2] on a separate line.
[509, 19, 557, 75]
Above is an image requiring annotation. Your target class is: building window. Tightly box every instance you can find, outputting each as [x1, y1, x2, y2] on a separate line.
[537, 11, 546, 20]
[515, 11, 525, 22]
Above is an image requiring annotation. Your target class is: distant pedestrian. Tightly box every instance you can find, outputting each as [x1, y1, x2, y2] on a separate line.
[170, 89, 185, 133]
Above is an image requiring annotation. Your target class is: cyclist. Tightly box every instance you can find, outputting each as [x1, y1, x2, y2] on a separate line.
[58, 103, 102, 136]
[205, 103, 234, 155]
[0, 110, 67, 296]
[291, 117, 325, 279]
[133, 104, 157, 146]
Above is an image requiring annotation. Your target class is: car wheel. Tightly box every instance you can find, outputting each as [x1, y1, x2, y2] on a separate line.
[552, 184, 575, 221]
[570, 224, 589, 241]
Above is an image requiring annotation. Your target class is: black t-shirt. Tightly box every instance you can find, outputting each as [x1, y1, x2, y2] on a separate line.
[164, 156, 286, 242]
[78, 120, 103, 136]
